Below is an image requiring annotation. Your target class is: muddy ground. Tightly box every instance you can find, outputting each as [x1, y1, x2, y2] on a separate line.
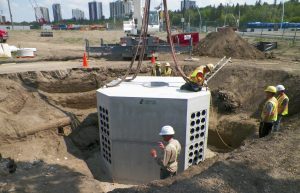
[0, 30, 299, 193]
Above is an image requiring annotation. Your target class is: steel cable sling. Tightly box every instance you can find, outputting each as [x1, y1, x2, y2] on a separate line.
[106, 0, 151, 87]
[127, 0, 151, 81]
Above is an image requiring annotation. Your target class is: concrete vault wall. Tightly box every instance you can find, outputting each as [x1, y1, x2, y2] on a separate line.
[96, 77, 210, 184]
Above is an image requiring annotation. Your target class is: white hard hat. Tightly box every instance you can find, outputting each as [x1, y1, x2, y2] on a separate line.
[276, 85, 285, 92]
[159, 125, 175, 136]
[206, 63, 215, 72]
[165, 62, 170, 67]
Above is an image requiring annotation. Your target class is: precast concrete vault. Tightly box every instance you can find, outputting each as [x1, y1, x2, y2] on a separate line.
[96, 76, 211, 184]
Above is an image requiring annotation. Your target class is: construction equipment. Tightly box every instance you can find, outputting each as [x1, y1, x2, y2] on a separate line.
[0, 29, 8, 43]
[122, 0, 160, 34]
[85, 36, 191, 60]
[253, 41, 277, 52]
[105, 0, 230, 88]
[87, 0, 195, 60]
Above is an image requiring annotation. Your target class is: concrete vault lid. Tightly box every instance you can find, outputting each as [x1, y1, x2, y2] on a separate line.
[97, 76, 210, 99]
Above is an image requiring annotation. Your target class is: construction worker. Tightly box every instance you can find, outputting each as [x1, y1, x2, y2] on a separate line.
[151, 62, 162, 76]
[273, 85, 289, 131]
[180, 63, 215, 92]
[259, 86, 278, 138]
[162, 62, 172, 76]
[150, 125, 181, 179]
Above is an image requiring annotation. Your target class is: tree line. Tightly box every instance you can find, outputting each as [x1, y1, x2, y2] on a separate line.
[14, 0, 300, 29]
[169, 0, 300, 28]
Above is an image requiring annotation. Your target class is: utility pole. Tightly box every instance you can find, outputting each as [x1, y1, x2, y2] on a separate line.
[7, 0, 14, 30]
[280, 0, 285, 29]
[182, 0, 186, 32]
[196, 6, 202, 32]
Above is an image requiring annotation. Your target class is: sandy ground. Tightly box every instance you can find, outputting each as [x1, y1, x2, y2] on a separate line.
[0, 30, 299, 193]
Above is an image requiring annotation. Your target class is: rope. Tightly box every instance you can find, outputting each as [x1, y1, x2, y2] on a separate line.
[127, 0, 151, 81]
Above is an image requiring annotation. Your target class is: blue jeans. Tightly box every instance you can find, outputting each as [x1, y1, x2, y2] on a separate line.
[273, 115, 283, 132]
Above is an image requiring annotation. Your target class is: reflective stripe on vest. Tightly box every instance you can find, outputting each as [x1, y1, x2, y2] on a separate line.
[277, 93, 289, 115]
[190, 66, 205, 78]
[261, 97, 278, 122]
[190, 66, 206, 84]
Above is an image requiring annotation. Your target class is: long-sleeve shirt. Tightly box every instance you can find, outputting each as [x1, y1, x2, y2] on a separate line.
[155, 138, 181, 173]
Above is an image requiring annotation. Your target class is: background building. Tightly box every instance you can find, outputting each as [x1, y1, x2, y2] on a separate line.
[88, 1, 103, 21]
[34, 7, 50, 23]
[123, 0, 133, 17]
[181, 0, 196, 11]
[0, 16, 6, 23]
[72, 9, 84, 20]
[109, 0, 125, 19]
[52, 4, 62, 22]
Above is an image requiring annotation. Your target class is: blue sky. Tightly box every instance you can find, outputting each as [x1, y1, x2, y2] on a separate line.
[0, 0, 275, 22]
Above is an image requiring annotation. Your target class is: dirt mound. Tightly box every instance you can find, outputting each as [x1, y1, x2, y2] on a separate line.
[194, 28, 265, 59]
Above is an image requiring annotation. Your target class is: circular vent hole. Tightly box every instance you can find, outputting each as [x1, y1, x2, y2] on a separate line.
[191, 113, 195, 119]
[190, 121, 195, 126]
[190, 136, 194, 141]
[190, 128, 195, 134]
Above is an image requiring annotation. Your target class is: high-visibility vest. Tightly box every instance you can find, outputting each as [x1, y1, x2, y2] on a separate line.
[277, 93, 289, 115]
[163, 68, 172, 76]
[261, 96, 278, 122]
[189, 66, 206, 84]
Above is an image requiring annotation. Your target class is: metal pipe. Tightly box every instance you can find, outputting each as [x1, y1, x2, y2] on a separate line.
[196, 6, 202, 32]
[280, 0, 285, 29]
[7, 0, 13, 30]
[182, 0, 186, 32]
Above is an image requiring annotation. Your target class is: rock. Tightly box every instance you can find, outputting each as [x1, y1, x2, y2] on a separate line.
[212, 89, 240, 113]
[0, 157, 17, 176]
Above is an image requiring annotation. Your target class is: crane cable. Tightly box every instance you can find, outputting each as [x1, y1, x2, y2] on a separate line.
[127, 0, 151, 81]
[106, 0, 151, 87]
[162, 0, 192, 84]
